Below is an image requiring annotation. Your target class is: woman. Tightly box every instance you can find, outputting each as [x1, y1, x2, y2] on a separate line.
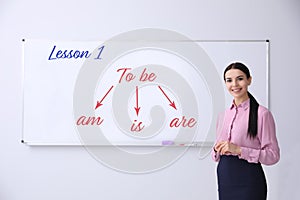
[212, 62, 280, 200]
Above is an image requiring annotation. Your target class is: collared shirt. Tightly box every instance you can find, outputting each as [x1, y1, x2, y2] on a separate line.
[212, 99, 280, 165]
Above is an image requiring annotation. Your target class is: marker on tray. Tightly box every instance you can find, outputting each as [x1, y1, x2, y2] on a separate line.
[162, 140, 174, 146]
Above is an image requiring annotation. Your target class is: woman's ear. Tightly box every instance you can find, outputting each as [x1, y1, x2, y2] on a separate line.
[248, 76, 252, 85]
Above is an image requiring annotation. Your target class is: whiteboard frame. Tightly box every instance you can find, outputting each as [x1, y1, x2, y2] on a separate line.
[21, 39, 270, 146]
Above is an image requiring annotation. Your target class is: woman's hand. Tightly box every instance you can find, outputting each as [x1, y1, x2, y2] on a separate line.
[214, 141, 241, 156]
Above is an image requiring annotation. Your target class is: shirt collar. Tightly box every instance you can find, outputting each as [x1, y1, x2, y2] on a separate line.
[230, 98, 250, 110]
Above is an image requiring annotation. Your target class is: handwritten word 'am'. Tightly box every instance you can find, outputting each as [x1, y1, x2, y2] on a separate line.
[76, 116, 104, 126]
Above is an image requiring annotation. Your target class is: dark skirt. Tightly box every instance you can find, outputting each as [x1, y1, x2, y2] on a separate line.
[217, 155, 267, 200]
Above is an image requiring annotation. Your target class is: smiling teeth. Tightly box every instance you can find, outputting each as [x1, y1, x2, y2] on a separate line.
[232, 89, 241, 92]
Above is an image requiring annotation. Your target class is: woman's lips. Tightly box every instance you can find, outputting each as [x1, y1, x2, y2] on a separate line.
[231, 88, 242, 92]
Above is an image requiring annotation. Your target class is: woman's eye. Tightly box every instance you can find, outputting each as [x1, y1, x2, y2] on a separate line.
[237, 77, 244, 81]
[225, 79, 232, 83]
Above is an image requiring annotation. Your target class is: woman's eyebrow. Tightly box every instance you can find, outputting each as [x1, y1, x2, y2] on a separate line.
[228, 75, 244, 79]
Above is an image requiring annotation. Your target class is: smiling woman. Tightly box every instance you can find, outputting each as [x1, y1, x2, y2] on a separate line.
[212, 62, 280, 200]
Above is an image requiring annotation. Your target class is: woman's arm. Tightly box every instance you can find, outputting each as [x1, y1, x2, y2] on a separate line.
[239, 110, 280, 165]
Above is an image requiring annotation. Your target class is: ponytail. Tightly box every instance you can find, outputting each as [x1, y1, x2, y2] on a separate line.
[247, 92, 259, 138]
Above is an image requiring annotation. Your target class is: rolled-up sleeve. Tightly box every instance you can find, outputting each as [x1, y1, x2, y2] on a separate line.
[212, 113, 225, 162]
[239, 110, 280, 165]
[212, 149, 220, 162]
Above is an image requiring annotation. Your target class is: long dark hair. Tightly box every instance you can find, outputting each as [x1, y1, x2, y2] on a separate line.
[224, 62, 259, 139]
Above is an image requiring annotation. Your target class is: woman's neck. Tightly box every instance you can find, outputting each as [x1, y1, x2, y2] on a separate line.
[234, 96, 249, 106]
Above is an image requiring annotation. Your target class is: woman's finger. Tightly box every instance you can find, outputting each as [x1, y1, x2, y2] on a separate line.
[215, 141, 227, 151]
[219, 142, 229, 154]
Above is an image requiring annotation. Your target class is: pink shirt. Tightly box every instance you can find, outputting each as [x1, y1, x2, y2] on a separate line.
[212, 99, 280, 165]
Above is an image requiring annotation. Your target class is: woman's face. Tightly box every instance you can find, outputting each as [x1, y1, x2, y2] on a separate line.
[224, 69, 252, 102]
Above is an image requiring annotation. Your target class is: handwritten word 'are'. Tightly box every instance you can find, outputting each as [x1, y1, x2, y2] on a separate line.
[117, 68, 157, 83]
[170, 116, 197, 128]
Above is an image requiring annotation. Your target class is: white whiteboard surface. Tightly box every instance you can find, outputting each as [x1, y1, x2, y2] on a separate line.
[22, 39, 269, 146]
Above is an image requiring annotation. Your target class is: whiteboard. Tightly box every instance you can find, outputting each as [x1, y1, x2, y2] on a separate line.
[22, 37, 269, 146]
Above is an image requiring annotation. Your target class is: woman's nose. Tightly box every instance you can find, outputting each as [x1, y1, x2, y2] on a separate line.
[232, 80, 238, 86]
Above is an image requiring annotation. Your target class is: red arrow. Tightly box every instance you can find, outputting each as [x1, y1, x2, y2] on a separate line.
[158, 85, 177, 110]
[95, 85, 114, 110]
[134, 86, 141, 116]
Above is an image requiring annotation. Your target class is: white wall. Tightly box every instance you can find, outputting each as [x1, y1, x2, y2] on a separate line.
[0, 0, 299, 199]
